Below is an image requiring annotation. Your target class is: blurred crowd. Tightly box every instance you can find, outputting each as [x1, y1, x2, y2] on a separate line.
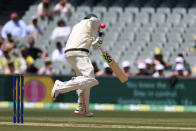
[0, 0, 72, 75]
[1, 0, 72, 40]
[93, 47, 193, 78]
[0, 0, 195, 77]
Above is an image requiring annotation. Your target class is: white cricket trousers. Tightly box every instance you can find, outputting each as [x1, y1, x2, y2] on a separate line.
[65, 56, 99, 112]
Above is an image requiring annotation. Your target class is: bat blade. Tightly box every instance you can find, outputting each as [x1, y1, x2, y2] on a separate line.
[110, 59, 128, 83]
[101, 51, 128, 83]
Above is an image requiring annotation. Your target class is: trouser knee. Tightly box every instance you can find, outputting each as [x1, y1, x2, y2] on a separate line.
[88, 78, 99, 87]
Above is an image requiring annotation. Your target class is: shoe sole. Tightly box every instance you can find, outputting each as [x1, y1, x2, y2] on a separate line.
[74, 112, 93, 117]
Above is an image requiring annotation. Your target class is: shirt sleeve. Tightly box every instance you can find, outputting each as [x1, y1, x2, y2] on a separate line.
[26, 25, 30, 34]
[54, 4, 60, 11]
[65, 27, 71, 37]
[1, 22, 10, 39]
[38, 27, 43, 35]
[51, 28, 57, 40]
[51, 50, 56, 61]
[20, 20, 27, 38]
[87, 17, 99, 37]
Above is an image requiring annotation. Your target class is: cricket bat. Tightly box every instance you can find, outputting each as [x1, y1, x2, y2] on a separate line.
[99, 47, 128, 83]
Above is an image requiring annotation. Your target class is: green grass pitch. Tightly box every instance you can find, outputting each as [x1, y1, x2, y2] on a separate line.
[0, 108, 196, 131]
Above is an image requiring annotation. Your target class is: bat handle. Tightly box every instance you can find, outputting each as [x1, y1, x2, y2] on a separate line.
[98, 46, 105, 54]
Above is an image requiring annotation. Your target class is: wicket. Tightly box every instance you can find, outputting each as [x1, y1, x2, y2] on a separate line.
[13, 74, 24, 123]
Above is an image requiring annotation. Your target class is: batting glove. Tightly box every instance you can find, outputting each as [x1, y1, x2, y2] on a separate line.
[92, 37, 102, 49]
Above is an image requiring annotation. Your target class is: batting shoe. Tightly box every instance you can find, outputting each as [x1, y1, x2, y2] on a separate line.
[74, 109, 94, 117]
[51, 80, 64, 101]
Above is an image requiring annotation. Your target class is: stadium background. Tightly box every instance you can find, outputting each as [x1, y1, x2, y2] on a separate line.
[0, 0, 196, 111]
[0, 1, 196, 131]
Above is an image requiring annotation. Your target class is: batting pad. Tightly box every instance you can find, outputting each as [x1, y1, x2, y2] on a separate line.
[57, 76, 99, 94]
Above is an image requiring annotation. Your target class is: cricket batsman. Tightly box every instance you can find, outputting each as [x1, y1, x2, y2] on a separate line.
[51, 14, 105, 117]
